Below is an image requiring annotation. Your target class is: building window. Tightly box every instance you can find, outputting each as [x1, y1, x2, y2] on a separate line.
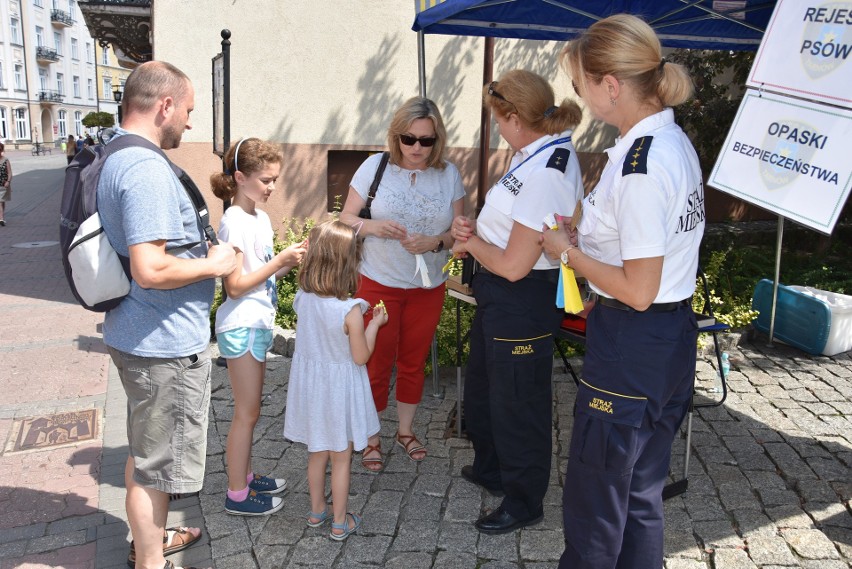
[102, 76, 111, 100]
[35, 26, 44, 47]
[74, 110, 82, 135]
[56, 72, 64, 94]
[87, 78, 93, 99]
[52, 0, 60, 9]
[0, 62, 5, 89]
[54, 32, 62, 55]
[69, 0, 75, 15]
[10, 18, 20, 45]
[85, 42, 92, 63]
[14, 64, 23, 90]
[101, 45, 109, 65]
[58, 109, 67, 137]
[73, 76, 80, 97]
[39, 68, 48, 91]
[34, 0, 44, 7]
[0, 108, 7, 140]
[71, 38, 78, 60]
[15, 108, 28, 139]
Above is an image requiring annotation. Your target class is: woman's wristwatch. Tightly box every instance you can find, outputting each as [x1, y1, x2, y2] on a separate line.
[560, 244, 576, 266]
[431, 238, 444, 253]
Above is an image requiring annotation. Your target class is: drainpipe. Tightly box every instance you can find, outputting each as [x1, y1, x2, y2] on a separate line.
[20, 11, 33, 149]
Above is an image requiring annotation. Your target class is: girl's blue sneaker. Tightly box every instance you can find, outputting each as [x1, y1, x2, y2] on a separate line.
[248, 474, 287, 495]
[225, 491, 283, 516]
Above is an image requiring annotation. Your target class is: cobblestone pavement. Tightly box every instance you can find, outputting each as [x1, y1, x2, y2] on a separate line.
[198, 334, 852, 568]
[0, 152, 849, 568]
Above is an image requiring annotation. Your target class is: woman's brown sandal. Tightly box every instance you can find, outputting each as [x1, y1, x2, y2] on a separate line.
[395, 432, 426, 462]
[361, 442, 384, 472]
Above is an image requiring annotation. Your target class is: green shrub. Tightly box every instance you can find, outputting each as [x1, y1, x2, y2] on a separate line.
[274, 218, 316, 329]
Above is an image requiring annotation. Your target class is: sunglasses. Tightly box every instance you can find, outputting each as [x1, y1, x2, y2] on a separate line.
[487, 81, 517, 110]
[572, 80, 581, 97]
[399, 134, 437, 147]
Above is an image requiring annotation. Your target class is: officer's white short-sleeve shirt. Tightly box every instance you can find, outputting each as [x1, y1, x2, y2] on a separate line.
[578, 108, 705, 302]
[477, 130, 584, 271]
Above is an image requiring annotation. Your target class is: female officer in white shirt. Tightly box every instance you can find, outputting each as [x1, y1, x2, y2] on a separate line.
[451, 69, 584, 535]
[541, 14, 705, 569]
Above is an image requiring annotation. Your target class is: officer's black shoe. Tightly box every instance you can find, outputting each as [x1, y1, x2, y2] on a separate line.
[474, 505, 543, 535]
[460, 465, 505, 497]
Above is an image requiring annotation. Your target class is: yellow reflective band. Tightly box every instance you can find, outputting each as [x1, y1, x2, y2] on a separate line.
[580, 379, 647, 400]
[493, 334, 552, 342]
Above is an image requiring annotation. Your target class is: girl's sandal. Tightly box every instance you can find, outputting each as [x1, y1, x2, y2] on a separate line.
[306, 505, 333, 527]
[329, 512, 362, 541]
[395, 432, 426, 462]
[361, 442, 384, 473]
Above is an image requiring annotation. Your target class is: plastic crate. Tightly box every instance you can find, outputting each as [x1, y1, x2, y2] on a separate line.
[752, 279, 830, 356]
[787, 285, 852, 356]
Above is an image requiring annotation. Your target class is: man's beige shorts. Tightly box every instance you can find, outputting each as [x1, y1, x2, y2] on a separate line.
[108, 346, 212, 494]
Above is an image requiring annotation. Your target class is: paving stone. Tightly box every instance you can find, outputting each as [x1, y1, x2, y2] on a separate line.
[288, 536, 342, 566]
[519, 529, 563, 562]
[780, 528, 842, 559]
[477, 530, 518, 562]
[745, 535, 799, 566]
[711, 547, 758, 568]
[693, 520, 746, 550]
[26, 530, 87, 554]
[664, 559, 709, 569]
[437, 521, 479, 553]
[390, 520, 440, 553]
[343, 534, 392, 565]
[383, 552, 434, 569]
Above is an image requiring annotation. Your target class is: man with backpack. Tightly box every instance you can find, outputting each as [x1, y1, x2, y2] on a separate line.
[97, 61, 236, 569]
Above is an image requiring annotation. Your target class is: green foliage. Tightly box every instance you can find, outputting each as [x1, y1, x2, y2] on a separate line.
[694, 249, 760, 330]
[274, 218, 316, 329]
[81, 111, 115, 130]
[669, 49, 754, 175]
[429, 259, 476, 371]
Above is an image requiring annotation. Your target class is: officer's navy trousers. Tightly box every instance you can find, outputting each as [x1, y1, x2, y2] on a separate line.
[464, 270, 563, 520]
[559, 302, 697, 569]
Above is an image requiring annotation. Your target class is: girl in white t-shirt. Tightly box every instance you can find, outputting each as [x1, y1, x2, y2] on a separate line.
[211, 138, 307, 516]
[284, 220, 387, 540]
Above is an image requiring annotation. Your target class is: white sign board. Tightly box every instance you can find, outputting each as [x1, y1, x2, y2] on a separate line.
[708, 90, 852, 234]
[747, 0, 852, 107]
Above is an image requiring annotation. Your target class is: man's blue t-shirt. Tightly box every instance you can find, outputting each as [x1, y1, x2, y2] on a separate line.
[97, 130, 214, 358]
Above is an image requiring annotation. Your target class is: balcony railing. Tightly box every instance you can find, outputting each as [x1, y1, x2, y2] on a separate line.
[38, 90, 64, 104]
[51, 9, 75, 27]
[36, 46, 60, 63]
[78, 0, 152, 63]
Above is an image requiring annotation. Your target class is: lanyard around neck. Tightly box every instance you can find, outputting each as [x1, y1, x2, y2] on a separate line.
[500, 135, 572, 183]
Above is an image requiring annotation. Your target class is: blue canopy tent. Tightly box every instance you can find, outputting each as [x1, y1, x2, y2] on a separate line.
[412, 0, 776, 49]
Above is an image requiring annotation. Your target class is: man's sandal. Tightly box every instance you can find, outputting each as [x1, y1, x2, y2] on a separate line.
[162, 561, 209, 569]
[395, 432, 427, 462]
[127, 527, 202, 568]
[361, 442, 384, 473]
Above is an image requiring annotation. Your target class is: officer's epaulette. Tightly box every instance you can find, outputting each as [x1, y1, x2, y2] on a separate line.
[622, 136, 654, 176]
[546, 147, 571, 173]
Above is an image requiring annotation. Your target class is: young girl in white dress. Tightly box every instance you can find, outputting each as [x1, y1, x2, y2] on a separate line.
[211, 138, 307, 516]
[284, 219, 387, 540]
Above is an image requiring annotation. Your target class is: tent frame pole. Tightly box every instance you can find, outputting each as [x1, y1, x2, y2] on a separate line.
[418, 31, 427, 97]
[767, 215, 784, 346]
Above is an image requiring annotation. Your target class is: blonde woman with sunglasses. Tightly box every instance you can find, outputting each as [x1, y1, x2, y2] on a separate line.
[340, 96, 465, 473]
